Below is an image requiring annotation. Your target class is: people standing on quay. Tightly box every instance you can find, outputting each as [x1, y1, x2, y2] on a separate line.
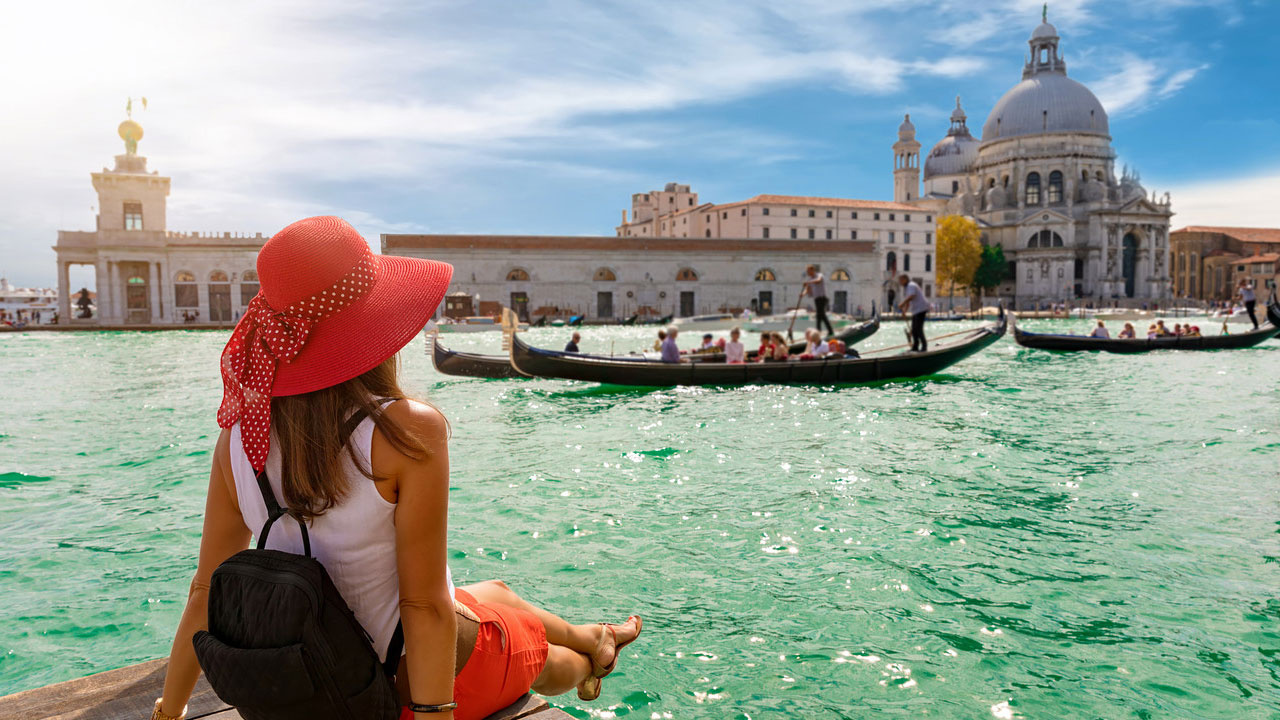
[564, 331, 581, 353]
[897, 273, 929, 352]
[153, 217, 641, 720]
[802, 265, 834, 337]
[1236, 278, 1258, 329]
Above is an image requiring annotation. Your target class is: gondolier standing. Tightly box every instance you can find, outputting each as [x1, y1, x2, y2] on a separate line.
[897, 273, 929, 352]
[802, 265, 835, 337]
[1236, 278, 1259, 329]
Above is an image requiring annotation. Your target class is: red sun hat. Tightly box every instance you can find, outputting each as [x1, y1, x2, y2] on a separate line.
[217, 216, 452, 471]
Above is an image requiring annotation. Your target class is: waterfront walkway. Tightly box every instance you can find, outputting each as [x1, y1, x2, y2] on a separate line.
[0, 659, 569, 720]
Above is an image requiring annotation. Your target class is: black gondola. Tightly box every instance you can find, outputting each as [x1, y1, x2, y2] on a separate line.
[509, 316, 1006, 387]
[429, 338, 522, 379]
[1012, 301, 1280, 353]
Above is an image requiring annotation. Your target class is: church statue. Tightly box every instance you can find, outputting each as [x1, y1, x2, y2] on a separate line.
[75, 287, 94, 318]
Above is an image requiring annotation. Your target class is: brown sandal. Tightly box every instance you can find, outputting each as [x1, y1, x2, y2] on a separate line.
[576, 616, 643, 702]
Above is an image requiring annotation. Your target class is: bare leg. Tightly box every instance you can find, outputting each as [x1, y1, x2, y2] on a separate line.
[461, 580, 640, 666]
[531, 645, 593, 696]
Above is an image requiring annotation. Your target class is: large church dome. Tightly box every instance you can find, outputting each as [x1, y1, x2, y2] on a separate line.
[980, 18, 1110, 142]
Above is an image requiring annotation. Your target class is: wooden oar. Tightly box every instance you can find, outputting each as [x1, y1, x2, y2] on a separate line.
[785, 286, 806, 344]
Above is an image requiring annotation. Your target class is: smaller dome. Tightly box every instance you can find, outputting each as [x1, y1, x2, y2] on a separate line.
[950, 96, 967, 123]
[923, 134, 980, 179]
[897, 114, 915, 140]
[1031, 21, 1057, 39]
[118, 119, 143, 144]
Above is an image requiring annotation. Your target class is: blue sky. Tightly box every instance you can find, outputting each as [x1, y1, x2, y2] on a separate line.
[2, 0, 1278, 287]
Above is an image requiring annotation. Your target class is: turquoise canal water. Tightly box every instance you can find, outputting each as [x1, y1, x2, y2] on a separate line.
[1, 320, 1278, 718]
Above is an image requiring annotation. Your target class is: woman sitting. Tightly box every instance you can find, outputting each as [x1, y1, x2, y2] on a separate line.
[1118, 322, 1136, 339]
[153, 217, 641, 720]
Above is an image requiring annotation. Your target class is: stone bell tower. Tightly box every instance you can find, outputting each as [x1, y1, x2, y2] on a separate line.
[893, 114, 920, 203]
[91, 102, 170, 233]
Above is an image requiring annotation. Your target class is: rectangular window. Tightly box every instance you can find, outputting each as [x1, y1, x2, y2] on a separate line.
[889, 231, 895, 243]
[926, 215, 933, 223]
[597, 291, 614, 318]
[123, 202, 143, 230]
[825, 210, 833, 218]
[790, 208, 798, 217]
[833, 290, 848, 314]
[763, 208, 770, 216]
[790, 228, 798, 239]
[808, 229, 815, 239]
[852, 212, 858, 219]
[889, 213, 896, 221]
[925, 284, 932, 298]
[874, 212, 881, 220]
[741, 209, 746, 216]
[905, 214, 911, 222]
[926, 232, 932, 245]
[904, 232, 911, 244]
[904, 254, 911, 272]
[825, 229, 832, 239]
[722, 211, 728, 219]
[763, 227, 770, 239]
[925, 254, 932, 272]
[850, 230, 857, 240]
[175, 284, 198, 308]
[808, 209, 815, 218]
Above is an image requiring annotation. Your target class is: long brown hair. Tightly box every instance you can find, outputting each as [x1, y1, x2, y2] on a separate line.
[269, 354, 432, 520]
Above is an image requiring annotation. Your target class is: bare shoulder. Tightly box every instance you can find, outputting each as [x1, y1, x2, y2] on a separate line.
[381, 398, 448, 439]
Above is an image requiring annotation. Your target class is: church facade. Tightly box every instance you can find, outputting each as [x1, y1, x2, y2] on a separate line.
[898, 14, 1174, 305]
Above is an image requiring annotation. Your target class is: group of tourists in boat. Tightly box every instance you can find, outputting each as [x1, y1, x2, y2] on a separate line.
[644, 326, 855, 364]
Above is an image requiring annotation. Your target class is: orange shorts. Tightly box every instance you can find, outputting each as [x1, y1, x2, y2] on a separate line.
[400, 588, 549, 720]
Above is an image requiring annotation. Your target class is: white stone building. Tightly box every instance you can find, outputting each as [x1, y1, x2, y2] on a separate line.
[0, 278, 58, 325]
[902, 14, 1174, 306]
[382, 234, 883, 321]
[53, 116, 267, 325]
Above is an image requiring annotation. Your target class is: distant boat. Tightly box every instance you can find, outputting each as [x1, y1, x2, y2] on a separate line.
[1011, 302, 1280, 353]
[672, 313, 742, 332]
[745, 309, 853, 333]
[435, 316, 526, 333]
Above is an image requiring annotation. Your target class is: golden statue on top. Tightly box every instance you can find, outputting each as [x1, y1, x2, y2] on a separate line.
[119, 96, 148, 155]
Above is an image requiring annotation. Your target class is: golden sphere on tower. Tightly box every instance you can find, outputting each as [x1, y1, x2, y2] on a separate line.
[118, 118, 144, 143]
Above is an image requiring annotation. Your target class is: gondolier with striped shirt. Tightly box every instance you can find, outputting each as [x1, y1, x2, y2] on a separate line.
[1236, 278, 1259, 329]
[802, 265, 835, 337]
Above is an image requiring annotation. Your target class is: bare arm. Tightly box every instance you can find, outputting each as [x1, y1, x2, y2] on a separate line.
[382, 400, 457, 719]
[159, 429, 252, 716]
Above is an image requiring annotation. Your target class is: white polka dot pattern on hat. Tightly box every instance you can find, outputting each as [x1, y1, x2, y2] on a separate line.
[217, 256, 378, 472]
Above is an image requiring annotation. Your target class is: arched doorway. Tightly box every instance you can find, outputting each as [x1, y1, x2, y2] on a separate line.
[1122, 233, 1138, 298]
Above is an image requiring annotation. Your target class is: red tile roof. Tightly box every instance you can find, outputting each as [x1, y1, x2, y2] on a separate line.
[1237, 253, 1279, 264]
[1172, 226, 1280, 244]
[741, 194, 921, 211]
[384, 234, 875, 254]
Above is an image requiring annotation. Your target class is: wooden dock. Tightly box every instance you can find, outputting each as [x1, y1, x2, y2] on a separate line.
[0, 659, 570, 720]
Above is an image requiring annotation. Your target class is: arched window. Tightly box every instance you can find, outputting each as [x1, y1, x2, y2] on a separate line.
[209, 270, 229, 282]
[240, 269, 260, 305]
[506, 268, 530, 281]
[1027, 230, 1064, 248]
[676, 268, 699, 282]
[754, 268, 776, 281]
[831, 268, 850, 281]
[1096, 170, 1105, 182]
[1052, 232, 1063, 247]
[593, 268, 616, 282]
[886, 251, 897, 272]
[175, 271, 195, 283]
[1048, 171, 1064, 204]
[1025, 172, 1041, 205]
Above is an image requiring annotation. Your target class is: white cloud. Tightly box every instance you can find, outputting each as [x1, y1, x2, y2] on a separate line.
[1162, 170, 1280, 229]
[1089, 55, 1207, 116]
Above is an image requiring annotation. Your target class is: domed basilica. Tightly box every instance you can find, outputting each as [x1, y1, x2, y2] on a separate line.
[895, 13, 1173, 304]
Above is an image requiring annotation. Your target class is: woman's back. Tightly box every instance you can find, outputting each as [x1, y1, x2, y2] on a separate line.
[228, 406, 454, 663]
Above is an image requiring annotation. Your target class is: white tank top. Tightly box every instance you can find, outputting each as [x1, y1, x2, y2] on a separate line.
[229, 406, 455, 662]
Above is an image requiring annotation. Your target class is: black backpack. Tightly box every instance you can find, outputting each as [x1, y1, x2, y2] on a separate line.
[193, 417, 403, 720]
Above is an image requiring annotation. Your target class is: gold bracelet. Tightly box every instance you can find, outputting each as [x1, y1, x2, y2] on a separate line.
[151, 698, 187, 720]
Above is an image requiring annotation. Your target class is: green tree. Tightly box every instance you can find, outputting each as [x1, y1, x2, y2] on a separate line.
[935, 215, 982, 301]
[973, 244, 1009, 297]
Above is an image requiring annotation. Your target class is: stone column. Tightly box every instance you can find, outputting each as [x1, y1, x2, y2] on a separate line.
[94, 260, 109, 324]
[57, 261, 71, 323]
[149, 261, 161, 323]
[113, 261, 126, 323]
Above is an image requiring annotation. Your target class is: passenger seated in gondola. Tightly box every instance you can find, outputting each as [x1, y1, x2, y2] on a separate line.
[725, 327, 745, 364]
[660, 327, 682, 363]
[1155, 320, 1173, 337]
[771, 333, 791, 361]
[1089, 321, 1110, 339]
[1118, 323, 1136, 339]
[1147, 324, 1158, 339]
[653, 328, 667, 352]
[797, 328, 831, 360]
[1173, 323, 1184, 336]
[696, 333, 716, 353]
[1185, 325, 1202, 337]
